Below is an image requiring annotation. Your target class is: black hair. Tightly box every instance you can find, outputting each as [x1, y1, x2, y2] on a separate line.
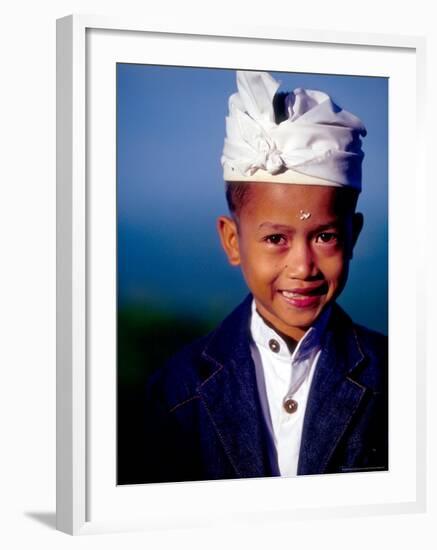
[272, 91, 289, 124]
[225, 181, 253, 218]
[225, 180, 360, 219]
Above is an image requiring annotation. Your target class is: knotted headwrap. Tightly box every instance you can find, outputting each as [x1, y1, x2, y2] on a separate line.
[221, 71, 367, 191]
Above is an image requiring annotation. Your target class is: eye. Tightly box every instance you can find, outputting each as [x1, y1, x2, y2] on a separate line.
[315, 232, 339, 244]
[265, 234, 287, 246]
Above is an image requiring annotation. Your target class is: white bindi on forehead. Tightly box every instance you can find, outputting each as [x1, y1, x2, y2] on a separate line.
[299, 210, 311, 220]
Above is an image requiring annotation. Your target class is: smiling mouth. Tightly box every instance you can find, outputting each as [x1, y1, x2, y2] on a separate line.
[278, 285, 327, 309]
[280, 284, 327, 298]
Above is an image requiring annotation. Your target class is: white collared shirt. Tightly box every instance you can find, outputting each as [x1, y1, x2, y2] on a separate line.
[249, 300, 330, 477]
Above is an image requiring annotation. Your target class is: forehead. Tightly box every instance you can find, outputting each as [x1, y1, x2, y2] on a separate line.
[239, 182, 353, 222]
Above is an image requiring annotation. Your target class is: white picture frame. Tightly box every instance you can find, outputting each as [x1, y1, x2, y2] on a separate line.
[56, 14, 427, 535]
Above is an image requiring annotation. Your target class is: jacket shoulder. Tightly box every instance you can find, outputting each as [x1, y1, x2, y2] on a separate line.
[351, 321, 388, 392]
[329, 305, 388, 390]
[331, 304, 387, 357]
[145, 330, 214, 412]
[146, 294, 253, 412]
[353, 322, 388, 362]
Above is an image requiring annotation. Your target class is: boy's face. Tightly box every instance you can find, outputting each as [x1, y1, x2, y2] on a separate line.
[217, 183, 363, 341]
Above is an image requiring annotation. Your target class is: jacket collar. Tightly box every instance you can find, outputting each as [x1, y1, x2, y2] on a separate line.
[297, 305, 368, 474]
[199, 294, 278, 478]
[198, 294, 369, 477]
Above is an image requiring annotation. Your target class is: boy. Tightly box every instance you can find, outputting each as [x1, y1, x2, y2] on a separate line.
[143, 71, 388, 483]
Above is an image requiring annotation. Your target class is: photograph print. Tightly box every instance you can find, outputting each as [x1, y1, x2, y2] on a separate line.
[116, 64, 388, 485]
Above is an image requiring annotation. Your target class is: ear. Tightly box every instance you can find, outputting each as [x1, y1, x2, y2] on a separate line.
[216, 216, 241, 266]
[349, 212, 364, 259]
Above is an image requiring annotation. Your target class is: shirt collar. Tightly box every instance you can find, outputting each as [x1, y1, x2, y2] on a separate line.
[250, 299, 331, 363]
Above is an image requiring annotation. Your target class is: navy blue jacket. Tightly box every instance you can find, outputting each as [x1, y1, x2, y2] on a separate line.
[143, 295, 388, 483]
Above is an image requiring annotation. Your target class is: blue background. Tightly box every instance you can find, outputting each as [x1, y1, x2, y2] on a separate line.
[117, 64, 388, 334]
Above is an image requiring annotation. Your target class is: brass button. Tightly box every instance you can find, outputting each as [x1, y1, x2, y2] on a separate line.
[283, 398, 298, 414]
[268, 339, 280, 353]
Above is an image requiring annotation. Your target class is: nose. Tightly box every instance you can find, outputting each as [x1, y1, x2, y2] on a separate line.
[284, 239, 316, 280]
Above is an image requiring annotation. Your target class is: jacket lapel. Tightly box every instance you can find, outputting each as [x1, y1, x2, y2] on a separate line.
[195, 297, 370, 478]
[297, 306, 367, 475]
[197, 295, 278, 478]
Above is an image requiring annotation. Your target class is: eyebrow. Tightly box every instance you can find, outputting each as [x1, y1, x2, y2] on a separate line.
[258, 220, 341, 232]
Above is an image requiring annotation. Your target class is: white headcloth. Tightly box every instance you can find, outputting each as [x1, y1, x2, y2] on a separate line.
[221, 71, 367, 191]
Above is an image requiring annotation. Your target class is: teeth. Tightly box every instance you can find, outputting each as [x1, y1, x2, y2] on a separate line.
[282, 291, 304, 298]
